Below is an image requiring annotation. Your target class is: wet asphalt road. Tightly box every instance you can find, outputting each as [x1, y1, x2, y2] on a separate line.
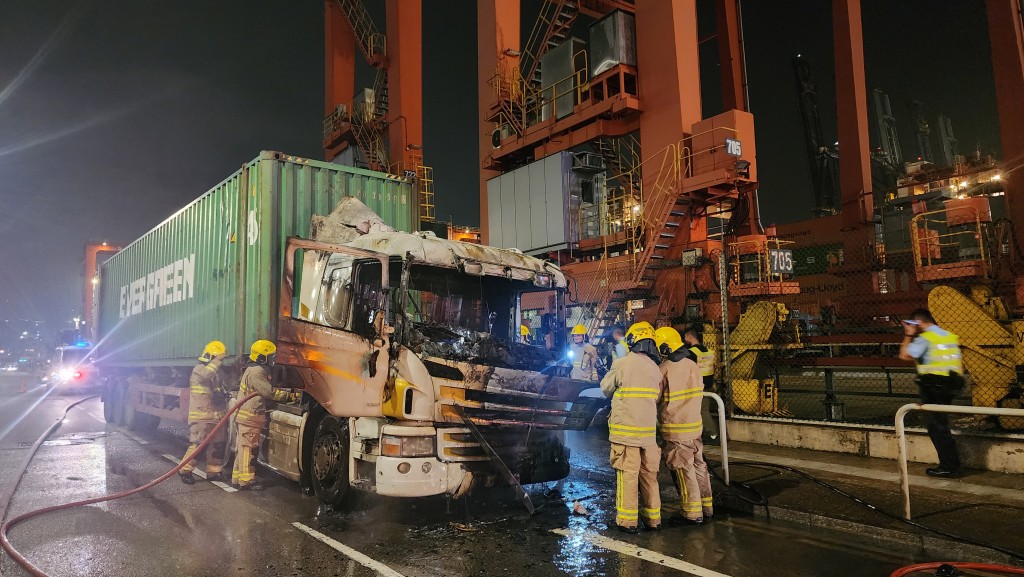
[0, 376, 940, 577]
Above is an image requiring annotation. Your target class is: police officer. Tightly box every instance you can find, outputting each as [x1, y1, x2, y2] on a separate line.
[180, 340, 229, 484]
[568, 324, 599, 381]
[683, 327, 718, 441]
[656, 327, 713, 524]
[898, 308, 964, 477]
[232, 340, 302, 490]
[600, 322, 664, 533]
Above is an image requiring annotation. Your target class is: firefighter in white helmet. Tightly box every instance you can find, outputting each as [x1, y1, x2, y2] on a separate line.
[600, 322, 664, 533]
[231, 340, 302, 490]
[568, 324, 599, 381]
[656, 327, 713, 524]
[179, 340, 229, 485]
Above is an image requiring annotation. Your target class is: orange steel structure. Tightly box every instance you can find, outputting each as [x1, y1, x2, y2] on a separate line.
[83, 243, 121, 333]
[323, 0, 423, 175]
[475, 0, 1024, 338]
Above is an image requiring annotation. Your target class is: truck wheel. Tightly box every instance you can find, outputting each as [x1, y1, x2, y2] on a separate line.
[110, 382, 127, 426]
[122, 385, 158, 431]
[310, 416, 349, 507]
[102, 386, 118, 423]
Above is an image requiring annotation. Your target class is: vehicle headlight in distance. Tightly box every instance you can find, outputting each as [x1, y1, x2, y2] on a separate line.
[58, 369, 74, 381]
[381, 434, 435, 457]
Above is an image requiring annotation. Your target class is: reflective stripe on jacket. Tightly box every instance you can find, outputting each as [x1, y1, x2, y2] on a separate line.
[660, 357, 704, 441]
[600, 352, 664, 447]
[917, 330, 963, 376]
[237, 365, 292, 425]
[689, 345, 715, 378]
[187, 358, 224, 424]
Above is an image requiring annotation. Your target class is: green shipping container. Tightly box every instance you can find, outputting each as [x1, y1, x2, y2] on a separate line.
[96, 151, 416, 366]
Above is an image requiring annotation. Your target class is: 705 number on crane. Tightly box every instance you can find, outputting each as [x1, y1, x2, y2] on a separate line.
[769, 249, 794, 274]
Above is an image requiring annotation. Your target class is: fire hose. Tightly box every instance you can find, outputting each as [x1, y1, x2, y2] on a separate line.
[0, 392, 259, 577]
[889, 562, 1024, 576]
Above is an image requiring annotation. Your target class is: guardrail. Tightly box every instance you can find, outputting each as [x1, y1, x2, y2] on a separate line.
[705, 391, 730, 485]
[895, 403, 1024, 519]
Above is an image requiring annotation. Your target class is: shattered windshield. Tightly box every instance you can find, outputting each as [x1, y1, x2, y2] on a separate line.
[397, 265, 566, 370]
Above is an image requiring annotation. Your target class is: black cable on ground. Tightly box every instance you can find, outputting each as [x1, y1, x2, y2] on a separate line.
[728, 459, 1024, 563]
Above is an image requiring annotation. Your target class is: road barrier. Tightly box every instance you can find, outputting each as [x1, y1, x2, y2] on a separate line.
[895, 403, 1024, 519]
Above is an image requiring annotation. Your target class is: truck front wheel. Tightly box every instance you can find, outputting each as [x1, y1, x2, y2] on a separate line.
[310, 416, 349, 507]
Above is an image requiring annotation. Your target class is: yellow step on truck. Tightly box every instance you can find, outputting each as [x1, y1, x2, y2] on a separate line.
[95, 152, 600, 507]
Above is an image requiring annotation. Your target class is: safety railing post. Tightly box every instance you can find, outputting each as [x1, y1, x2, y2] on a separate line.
[895, 403, 1024, 520]
[719, 252, 733, 417]
[704, 391, 729, 485]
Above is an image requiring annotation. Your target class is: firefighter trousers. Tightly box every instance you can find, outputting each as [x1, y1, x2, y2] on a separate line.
[181, 421, 227, 475]
[609, 443, 662, 528]
[232, 418, 264, 487]
[664, 438, 713, 520]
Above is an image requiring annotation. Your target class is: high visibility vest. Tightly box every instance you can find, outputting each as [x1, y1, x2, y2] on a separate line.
[689, 346, 715, 377]
[917, 330, 963, 376]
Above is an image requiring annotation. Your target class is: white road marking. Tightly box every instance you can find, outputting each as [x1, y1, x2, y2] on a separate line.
[161, 453, 237, 492]
[550, 528, 733, 577]
[292, 522, 406, 577]
[119, 428, 150, 445]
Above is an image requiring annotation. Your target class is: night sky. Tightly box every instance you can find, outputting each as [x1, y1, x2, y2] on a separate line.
[0, 1, 999, 330]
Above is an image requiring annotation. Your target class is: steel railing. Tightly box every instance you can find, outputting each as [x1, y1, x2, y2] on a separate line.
[895, 403, 1024, 519]
[705, 391, 730, 485]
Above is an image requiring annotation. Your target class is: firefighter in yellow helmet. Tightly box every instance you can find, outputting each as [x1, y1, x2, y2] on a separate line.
[231, 340, 302, 490]
[520, 324, 531, 344]
[568, 324, 599, 381]
[179, 340, 229, 485]
[600, 321, 664, 533]
[656, 327, 713, 524]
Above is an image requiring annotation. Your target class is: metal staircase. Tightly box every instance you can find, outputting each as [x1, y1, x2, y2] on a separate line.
[334, 0, 390, 172]
[592, 136, 641, 194]
[334, 0, 385, 66]
[588, 145, 687, 342]
[521, 0, 580, 92]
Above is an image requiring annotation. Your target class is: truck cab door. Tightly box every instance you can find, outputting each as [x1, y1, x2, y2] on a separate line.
[278, 238, 393, 418]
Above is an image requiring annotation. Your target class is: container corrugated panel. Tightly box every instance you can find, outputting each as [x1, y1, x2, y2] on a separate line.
[96, 151, 415, 367]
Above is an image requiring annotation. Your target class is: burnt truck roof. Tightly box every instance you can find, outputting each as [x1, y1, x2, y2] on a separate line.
[345, 231, 567, 288]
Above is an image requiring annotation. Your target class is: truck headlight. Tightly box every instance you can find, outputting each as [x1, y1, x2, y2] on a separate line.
[58, 369, 74, 381]
[381, 435, 435, 458]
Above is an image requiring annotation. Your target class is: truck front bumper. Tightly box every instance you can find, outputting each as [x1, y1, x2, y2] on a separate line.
[374, 455, 468, 497]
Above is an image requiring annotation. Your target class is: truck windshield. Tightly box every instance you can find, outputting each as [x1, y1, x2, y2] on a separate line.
[395, 265, 567, 370]
[402, 265, 508, 335]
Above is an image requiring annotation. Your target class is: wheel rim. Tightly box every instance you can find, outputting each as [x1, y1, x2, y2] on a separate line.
[312, 429, 342, 487]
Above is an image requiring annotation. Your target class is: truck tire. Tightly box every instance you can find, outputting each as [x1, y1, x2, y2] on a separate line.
[310, 416, 350, 507]
[110, 382, 127, 426]
[102, 385, 118, 424]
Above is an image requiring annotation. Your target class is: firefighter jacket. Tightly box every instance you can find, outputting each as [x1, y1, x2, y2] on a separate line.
[188, 358, 226, 424]
[600, 352, 664, 447]
[659, 355, 704, 441]
[237, 365, 298, 425]
[569, 341, 599, 381]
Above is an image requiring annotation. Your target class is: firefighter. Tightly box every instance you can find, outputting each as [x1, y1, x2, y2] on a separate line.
[656, 327, 713, 524]
[568, 324, 599, 381]
[600, 322, 664, 533]
[683, 327, 719, 441]
[232, 340, 302, 490]
[179, 340, 229, 485]
[898, 308, 964, 477]
[520, 324, 531, 344]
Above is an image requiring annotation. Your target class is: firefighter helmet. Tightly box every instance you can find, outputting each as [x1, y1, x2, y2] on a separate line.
[654, 327, 684, 355]
[571, 324, 588, 335]
[624, 322, 656, 348]
[249, 340, 277, 365]
[198, 340, 226, 363]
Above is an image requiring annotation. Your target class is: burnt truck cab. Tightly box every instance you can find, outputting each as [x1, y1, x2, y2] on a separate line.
[269, 232, 600, 506]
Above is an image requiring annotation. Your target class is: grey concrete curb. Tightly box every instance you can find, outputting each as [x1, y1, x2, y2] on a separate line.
[571, 465, 1018, 565]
